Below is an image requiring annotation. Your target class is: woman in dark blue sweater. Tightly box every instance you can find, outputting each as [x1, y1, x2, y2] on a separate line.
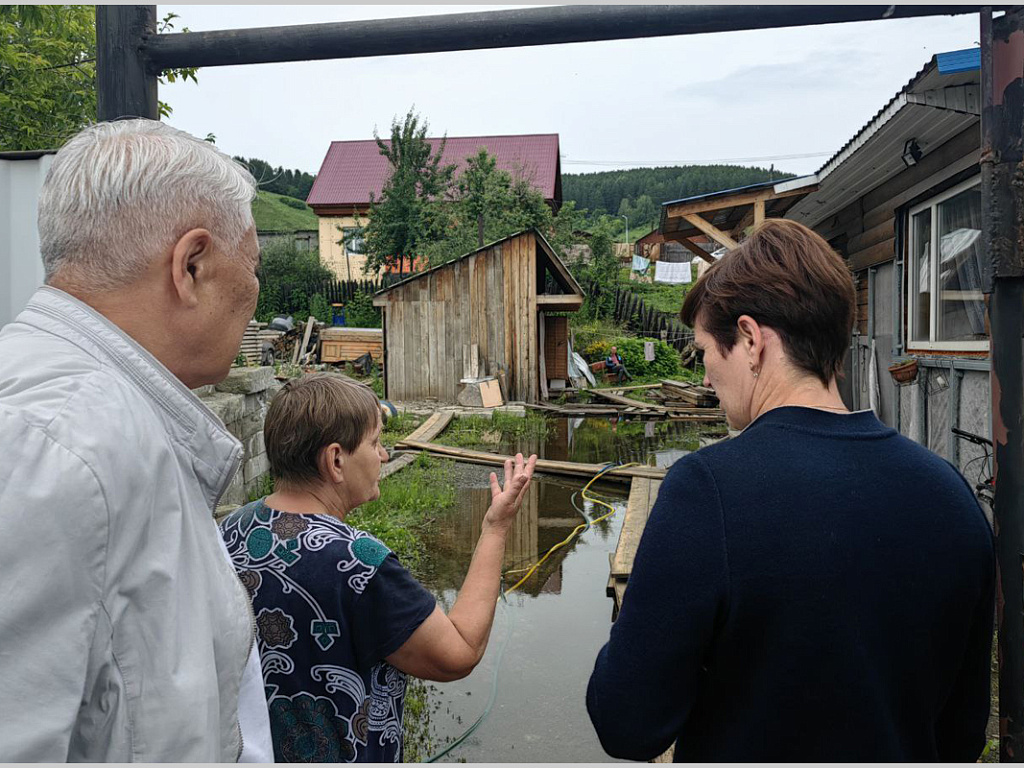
[586, 219, 995, 762]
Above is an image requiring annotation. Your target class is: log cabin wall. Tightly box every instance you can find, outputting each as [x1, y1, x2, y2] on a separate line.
[808, 123, 983, 458]
[381, 231, 538, 403]
[814, 123, 978, 276]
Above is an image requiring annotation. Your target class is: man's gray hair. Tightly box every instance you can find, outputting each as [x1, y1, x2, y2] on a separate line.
[38, 119, 257, 290]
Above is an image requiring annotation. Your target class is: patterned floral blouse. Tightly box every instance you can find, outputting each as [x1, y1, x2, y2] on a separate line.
[220, 499, 436, 762]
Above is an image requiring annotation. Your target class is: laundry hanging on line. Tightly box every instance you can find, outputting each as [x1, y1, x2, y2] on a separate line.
[655, 260, 692, 284]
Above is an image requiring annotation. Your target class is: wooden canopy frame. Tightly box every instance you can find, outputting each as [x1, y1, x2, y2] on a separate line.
[660, 180, 819, 262]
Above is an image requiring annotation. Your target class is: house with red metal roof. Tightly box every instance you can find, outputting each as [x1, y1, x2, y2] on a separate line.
[306, 133, 562, 279]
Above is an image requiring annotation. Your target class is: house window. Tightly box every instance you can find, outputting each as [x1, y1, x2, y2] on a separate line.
[343, 227, 365, 256]
[907, 177, 987, 350]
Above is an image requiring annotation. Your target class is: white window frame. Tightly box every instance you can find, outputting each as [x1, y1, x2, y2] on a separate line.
[906, 175, 988, 352]
[343, 226, 366, 256]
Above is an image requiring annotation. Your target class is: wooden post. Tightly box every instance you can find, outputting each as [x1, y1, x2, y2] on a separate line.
[96, 6, 159, 121]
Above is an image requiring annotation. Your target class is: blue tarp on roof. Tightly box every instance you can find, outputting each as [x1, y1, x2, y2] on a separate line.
[936, 47, 980, 75]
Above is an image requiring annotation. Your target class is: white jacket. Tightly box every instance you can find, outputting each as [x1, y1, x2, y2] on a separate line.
[0, 287, 270, 761]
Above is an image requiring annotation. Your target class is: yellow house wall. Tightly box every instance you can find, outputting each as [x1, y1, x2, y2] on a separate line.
[318, 215, 370, 280]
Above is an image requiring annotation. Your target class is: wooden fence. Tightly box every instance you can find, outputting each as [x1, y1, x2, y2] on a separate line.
[318, 278, 386, 304]
[585, 281, 694, 352]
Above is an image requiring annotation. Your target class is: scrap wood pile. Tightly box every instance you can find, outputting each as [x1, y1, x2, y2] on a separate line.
[262, 318, 320, 366]
[256, 317, 382, 375]
[647, 379, 719, 409]
[537, 379, 724, 422]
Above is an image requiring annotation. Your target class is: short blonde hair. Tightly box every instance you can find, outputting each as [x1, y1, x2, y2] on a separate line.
[264, 373, 380, 485]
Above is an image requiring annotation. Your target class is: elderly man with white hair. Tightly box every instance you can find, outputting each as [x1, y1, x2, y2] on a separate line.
[0, 120, 273, 761]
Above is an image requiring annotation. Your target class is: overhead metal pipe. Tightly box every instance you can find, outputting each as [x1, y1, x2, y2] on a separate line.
[141, 5, 983, 71]
[980, 5, 1024, 762]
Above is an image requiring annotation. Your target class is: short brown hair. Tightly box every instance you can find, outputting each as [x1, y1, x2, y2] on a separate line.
[680, 219, 855, 385]
[264, 373, 380, 485]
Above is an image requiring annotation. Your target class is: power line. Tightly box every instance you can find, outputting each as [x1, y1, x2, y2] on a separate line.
[562, 151, 831, 167]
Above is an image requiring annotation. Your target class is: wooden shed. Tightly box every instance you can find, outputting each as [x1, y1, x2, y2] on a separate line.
[372, 229, 584, 403]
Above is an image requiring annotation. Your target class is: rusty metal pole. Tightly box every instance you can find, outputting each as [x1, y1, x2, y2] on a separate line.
[981, 6, 1024, 761]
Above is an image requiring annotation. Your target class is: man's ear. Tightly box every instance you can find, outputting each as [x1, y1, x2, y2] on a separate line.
[170, 228, 214, 308]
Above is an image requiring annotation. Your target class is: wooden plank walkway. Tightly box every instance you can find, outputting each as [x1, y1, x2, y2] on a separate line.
[607, 477, 662, 604]
[380, 412, 453, 480]
[395, 439, 668, 483]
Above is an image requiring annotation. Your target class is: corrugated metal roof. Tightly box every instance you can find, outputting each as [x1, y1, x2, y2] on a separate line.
[662, 179, 776, 208]
[661, 175, 817, 208]
[937, 47, 981, 74]
[788, 47, 981, 229]
[307, 133, 560, 207]
[810, 48, 979, 187]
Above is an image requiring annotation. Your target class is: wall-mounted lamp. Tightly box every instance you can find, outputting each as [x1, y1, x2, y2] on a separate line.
[901, 138, 923, 168]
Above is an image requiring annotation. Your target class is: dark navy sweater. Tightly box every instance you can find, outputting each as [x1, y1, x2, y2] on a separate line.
[587, 407, 994, 762]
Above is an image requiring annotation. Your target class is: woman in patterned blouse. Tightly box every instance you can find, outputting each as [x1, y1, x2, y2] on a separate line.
[220, 373, 536, 762]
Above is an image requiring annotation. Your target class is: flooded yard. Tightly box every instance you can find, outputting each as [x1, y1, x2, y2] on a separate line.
[404, 416, 719, 762]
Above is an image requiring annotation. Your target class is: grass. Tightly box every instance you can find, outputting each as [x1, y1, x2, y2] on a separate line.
[617, 266, 693, 315]
[251, 190, 319, 233]
[436, 411, 550, 448]
[382, 411, 425, 448]
[346, 454, 456, 571]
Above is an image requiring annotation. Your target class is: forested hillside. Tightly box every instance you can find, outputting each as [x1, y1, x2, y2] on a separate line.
[234, 157, 317, 201]
[563, 165, 796, 225]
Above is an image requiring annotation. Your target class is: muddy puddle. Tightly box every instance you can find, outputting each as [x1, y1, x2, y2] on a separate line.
[409, 416, 714, 762]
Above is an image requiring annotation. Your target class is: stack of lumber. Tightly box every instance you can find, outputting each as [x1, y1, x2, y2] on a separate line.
[319, 327, 383, 363]
[237, 321, 267, 365]
[655, 379, 719, 408]
[588, 388, 725, 422]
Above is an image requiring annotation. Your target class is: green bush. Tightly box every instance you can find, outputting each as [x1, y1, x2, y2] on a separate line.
[344, 290, 382, 328]
[281, 197, 310, 211]
[308, 293, 331, 324]
[614, 336, 681, 379]
[255, 240, 334, 323]
[571, 316, 623, 359]
[583, 340, 611, 363]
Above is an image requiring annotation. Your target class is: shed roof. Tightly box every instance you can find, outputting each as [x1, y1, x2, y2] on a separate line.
[307, 133, 561, 208]
[373, 228, 582, 300]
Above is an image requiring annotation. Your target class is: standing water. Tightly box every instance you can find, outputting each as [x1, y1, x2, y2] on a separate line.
[409, 416, 720, 762]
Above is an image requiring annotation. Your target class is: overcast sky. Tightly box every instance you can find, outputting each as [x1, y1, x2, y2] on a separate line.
[158, 4, 980, 181]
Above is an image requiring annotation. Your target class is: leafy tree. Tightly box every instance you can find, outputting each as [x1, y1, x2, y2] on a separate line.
[362, 108, 455, 275]
[0, 6, 199, 151]
[419, 148, 557, 267]
[233, 156, 316, 200]
[254, 240, 334, 323]
[566, 219, 618, 320]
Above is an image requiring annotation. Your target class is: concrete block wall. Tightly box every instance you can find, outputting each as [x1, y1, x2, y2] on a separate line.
[195, 366, 281, 516]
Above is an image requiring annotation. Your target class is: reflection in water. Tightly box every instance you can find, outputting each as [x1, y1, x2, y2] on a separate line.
[412, 417, 708, 762]
[422, 473, 620, 600]
[490, 416, 715, 469]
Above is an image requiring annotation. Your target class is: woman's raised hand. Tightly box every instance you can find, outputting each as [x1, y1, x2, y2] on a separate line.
[484, 453, 538, 531]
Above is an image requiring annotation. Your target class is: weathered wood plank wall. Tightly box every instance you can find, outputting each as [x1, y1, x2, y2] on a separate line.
[382, 231, 539, 402]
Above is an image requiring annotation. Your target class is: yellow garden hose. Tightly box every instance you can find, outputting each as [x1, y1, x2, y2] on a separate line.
[502, 462, 640, 595]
